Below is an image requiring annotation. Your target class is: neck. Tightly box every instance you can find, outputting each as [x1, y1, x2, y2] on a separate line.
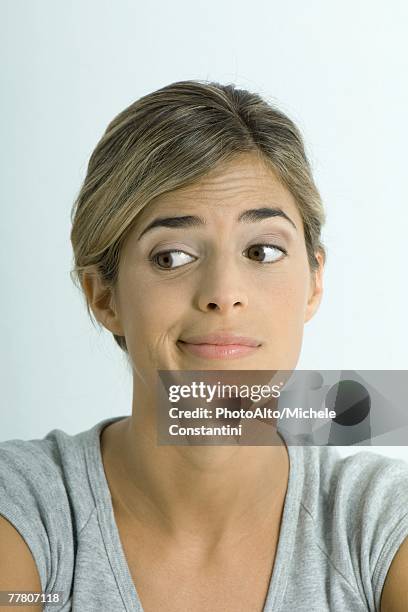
[101, 388, 290, 548]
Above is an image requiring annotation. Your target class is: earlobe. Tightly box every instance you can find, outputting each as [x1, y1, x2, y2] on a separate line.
[81, 267, 125, 336]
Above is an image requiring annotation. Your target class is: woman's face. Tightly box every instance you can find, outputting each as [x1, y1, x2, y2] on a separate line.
[103, 153, 323, 378]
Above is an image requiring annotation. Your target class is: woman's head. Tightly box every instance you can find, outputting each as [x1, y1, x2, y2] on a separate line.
[70, 80, 325, 374]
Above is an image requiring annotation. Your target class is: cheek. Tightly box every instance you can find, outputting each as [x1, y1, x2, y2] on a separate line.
[257, 263, 310, 360]
[259, 264, 309, 314]
[117, 272, 186, 342]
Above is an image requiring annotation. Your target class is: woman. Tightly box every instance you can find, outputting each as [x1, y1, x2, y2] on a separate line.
[1, 80, 407, 612]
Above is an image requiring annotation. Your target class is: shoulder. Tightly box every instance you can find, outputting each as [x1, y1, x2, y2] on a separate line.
[0, 427, 92, 516]
[301, 446, 408, 611]
[0, 513, 44, 610]
[0, 424, 98, 592]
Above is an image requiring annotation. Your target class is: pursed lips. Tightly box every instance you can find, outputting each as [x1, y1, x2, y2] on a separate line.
[178, 332, 261, 346]
[177, 332, 261, 360]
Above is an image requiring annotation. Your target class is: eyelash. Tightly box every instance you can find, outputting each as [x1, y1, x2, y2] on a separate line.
[149, 243, 288, 270]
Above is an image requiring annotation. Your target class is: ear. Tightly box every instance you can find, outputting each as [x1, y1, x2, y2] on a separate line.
[81, 266, 125, 336]
[304, 251, 324, 324]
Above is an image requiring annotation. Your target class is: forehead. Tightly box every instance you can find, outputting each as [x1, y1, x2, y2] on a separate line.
[139, 153, 301, 223]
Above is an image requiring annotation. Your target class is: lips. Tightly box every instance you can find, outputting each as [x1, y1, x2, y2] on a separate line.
[177, 332, 261, 360]
[179, 332, 261, 346]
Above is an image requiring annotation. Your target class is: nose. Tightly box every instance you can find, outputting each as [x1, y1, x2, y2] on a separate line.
[196, 258, 249, 313]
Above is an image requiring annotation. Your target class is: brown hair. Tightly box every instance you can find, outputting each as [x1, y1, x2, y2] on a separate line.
[70, 79, 326, 352]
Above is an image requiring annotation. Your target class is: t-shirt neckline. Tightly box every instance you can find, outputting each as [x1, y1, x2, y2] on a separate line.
[85, 415, 303, 612]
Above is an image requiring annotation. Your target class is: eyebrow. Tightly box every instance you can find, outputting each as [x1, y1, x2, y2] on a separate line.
[137, 207, 297, 240]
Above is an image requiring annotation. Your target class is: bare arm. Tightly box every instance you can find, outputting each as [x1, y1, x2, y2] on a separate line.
[380, 535, 408, 612]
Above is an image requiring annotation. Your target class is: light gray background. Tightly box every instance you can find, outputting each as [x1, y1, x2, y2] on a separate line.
[1, 0, 407, 462]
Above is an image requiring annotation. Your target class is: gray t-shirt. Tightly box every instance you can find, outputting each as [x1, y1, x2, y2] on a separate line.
[1, 415, 408, 612]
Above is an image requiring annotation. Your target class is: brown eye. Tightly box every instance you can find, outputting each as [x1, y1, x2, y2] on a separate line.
[246, 244, 286, 263]
[151, 249, 196, 269]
